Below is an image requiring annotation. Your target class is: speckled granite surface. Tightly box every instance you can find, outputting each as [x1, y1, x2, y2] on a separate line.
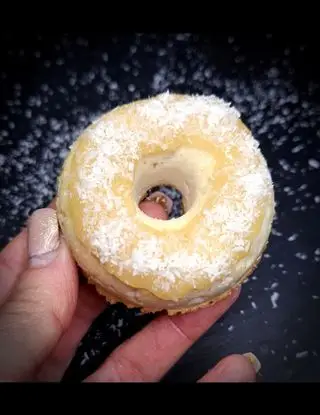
[0, 33, 319, 382]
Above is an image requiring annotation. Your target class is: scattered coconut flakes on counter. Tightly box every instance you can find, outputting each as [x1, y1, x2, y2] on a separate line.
[296, 351, 309, 359]
[1, 33, 319, 381]
[251, 301, 257, 309]
[271, 292, 280, 308]
[80, 352, 90, 366]
[264, 282, 279, 291]
[308, 159, 320, 169]
[295, 252, 308, 260]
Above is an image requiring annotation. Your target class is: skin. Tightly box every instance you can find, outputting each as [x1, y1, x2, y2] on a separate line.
[0, 199, 256, 382]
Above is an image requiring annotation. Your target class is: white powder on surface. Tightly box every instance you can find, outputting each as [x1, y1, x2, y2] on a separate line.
[295, 252, 308, 260]
[308, 159, 319, 169]
[271, 292, 280, 308]
[288, 233, 298, 242]
[296, 351, 309, 359]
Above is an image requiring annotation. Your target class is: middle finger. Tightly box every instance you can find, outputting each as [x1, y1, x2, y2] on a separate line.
[86, 287, 241, 382]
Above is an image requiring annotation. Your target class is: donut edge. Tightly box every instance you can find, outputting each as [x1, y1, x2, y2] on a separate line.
[82, 241, 267, 316]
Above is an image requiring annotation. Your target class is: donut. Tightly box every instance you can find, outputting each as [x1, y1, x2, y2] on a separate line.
[56, 92, 275, 315]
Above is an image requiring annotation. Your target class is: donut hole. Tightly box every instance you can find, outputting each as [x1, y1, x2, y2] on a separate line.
[140, 185, 184, 219]
[133, 150, 202, 222]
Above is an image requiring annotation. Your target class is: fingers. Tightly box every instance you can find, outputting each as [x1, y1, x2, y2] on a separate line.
[0, 196, 161, 307]
[0, 208, 78, 381]
[35, 284, 106, 381]
[37, 199, 169, 380]
[0, 229, 28, 306]
[139, 200, 169, 220]
[86, 287, 241, 382]
[0, 198, 57, 306]
[0, 196, 163, 306]
[140, 191, 173, 219]
[198, 353, 260, 383]
[0, 197, 169, 382]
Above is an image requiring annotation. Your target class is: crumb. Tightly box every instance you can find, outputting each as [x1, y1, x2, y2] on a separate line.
[288, 233, 298, 241]
[271, 292, 279, 308]
[296, 351, 309, 359]
[295, 252, 308, 260]
[308, 159, 320, 169]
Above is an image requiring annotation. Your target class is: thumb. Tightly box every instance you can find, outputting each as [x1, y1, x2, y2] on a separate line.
[0, 208, 78, 381]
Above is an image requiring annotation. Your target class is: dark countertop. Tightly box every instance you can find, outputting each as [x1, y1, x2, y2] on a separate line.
[0, 33, 319, 382]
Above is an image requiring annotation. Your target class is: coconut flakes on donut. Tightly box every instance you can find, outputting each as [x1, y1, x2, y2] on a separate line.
[65, 92, 274, 299]
[136, 92, 240, 137]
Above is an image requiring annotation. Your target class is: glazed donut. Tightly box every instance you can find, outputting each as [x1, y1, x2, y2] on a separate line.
[56, 92, 275, 315]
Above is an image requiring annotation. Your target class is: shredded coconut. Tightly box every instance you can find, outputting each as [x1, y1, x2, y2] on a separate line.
[295, 252, 308, 260]
[308, 158, 320, 169]
[65, 92, 274, 293]
[288, 233, 298, 241]
[271, 292, 279, 308]
[296, 351, 309, 359]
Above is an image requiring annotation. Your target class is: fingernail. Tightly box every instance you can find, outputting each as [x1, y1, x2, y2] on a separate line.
[28, 208, 60, 267]
[146, 191, 173, 215]
[243, 352, 261, 373]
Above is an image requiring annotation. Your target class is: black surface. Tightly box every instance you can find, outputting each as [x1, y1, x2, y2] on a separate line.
[0, 32, 320, 382]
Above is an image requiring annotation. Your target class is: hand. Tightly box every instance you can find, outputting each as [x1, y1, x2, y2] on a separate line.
[0, 198, 260, 382]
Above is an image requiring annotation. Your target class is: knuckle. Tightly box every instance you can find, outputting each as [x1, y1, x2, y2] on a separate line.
[166, 317, 194, 344]
[110, 352, 150, 382]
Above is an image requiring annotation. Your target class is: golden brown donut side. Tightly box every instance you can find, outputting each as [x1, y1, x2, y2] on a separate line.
[57, 188, 270, 315]
[85, 245, 267, 316]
